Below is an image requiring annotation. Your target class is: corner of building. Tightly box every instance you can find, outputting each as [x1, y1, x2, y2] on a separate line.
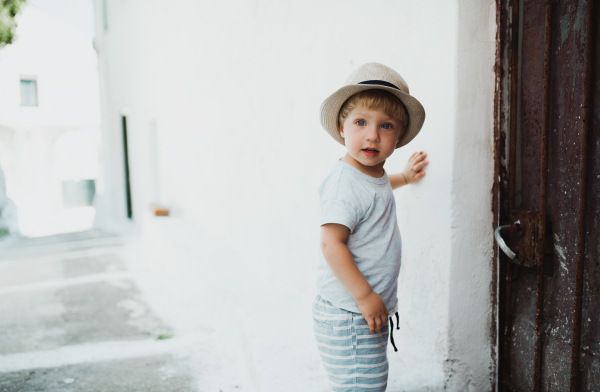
[446, 0, 497, 391]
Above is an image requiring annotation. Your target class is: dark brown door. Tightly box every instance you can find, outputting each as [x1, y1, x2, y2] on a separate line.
[494, 0, 599, 391]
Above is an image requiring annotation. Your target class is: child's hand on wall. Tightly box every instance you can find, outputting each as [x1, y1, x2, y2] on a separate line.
[389, 151, 429, 189]
[402, 151, 428, 184]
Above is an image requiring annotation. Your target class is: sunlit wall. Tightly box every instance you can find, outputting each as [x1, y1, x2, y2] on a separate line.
[93, 0, 496, 389]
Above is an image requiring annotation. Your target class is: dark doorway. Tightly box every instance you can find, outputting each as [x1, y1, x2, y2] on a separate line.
[122, 115, 133, 220]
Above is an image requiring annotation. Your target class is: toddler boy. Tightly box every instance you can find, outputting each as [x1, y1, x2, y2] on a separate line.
[313, 62, 428, 391]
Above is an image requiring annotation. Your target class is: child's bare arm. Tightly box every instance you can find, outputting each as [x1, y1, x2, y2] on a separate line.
[389, 151, 429, 190]
[320, 223, 389, 333]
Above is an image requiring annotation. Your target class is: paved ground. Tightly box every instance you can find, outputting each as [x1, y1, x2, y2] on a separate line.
[0, 354, 192, 392]
[0, 232, 251, 392]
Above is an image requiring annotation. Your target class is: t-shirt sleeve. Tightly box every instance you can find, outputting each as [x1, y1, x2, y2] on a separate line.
[319, 169, 362, 232]
[320, 199, 360, 232]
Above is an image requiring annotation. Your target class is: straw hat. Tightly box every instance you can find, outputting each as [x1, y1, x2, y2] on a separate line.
[320, 62, 425, 148]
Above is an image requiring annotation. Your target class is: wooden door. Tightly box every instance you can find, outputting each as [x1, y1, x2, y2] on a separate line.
[494, 0, 599, 391]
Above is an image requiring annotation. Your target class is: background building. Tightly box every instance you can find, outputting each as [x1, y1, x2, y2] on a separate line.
[0, 5, 102, 238]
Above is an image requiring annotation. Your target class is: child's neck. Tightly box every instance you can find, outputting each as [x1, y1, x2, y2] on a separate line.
[341, 153, 385, 178]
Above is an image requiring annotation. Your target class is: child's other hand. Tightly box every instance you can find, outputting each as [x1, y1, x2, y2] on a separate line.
[356, 291, 388, 334]
[403, 151, 429, 184]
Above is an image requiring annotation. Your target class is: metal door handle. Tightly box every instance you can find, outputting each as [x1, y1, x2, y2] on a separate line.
[495, 222, 520, 260]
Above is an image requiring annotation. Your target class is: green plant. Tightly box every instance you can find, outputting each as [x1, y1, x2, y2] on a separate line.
[0, 0, 27, 47]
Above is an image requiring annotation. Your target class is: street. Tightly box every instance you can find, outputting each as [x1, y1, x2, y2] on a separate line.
[0, 227, 329, 392]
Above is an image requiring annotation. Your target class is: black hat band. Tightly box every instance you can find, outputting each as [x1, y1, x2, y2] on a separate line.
[358, 80, 401, 91]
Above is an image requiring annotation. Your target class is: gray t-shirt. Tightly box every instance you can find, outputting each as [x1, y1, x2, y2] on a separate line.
[317, 159, 401, 314]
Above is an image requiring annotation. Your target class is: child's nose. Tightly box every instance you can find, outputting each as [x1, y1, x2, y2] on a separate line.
[366, 126, 380, 142]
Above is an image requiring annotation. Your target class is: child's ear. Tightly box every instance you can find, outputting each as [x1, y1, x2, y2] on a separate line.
[339, 125, 345, 139]
[396, 128, 404, 143]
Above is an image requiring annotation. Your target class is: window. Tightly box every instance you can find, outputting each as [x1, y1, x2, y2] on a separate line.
[62, 179, 96, 208]
[102, 0, 109, 31]
[20, 79, 38, 107]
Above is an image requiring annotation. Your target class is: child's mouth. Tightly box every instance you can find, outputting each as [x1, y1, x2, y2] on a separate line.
[362, 148, 379, 157]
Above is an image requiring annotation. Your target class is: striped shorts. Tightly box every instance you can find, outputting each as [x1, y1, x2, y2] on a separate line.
[312, 295, 390, 391]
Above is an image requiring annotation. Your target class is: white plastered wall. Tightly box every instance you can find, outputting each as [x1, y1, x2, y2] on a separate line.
[446, 1, 497, 391]
[93, 0, 497, 390]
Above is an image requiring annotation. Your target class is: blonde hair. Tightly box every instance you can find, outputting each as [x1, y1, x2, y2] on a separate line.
[338, 89, 408, 134]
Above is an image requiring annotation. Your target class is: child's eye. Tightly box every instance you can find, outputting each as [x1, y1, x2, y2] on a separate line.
[357, 120, 366, 126]
[382, 123, 392, 130]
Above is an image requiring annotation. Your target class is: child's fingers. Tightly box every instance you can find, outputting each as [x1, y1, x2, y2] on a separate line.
[373, 317, 383, 333]
[366, 317, 376, 334]
[409, 169, 426, 184]
[381, 315, 388, 329]
[408, 153, 425, 167]
[414, 152, 427, 163]
[377, 315, 387, 333]
[415, 160, 429, 170]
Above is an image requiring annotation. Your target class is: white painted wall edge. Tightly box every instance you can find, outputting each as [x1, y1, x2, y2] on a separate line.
[446, 1, 497, 391]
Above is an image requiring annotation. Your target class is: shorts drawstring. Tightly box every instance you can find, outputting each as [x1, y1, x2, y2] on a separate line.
[389, 312, 400, 352]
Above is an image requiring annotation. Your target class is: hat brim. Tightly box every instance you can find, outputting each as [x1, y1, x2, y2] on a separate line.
[320, 84, 425, 148]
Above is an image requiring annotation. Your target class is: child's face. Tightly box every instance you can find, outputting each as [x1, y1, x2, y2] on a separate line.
[339, 105, 403, 175]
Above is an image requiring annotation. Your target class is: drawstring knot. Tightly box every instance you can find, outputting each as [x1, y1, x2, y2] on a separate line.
[389, 312, 400, 352]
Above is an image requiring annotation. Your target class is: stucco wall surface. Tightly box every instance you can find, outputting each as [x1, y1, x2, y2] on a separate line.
[447, 1, 497, 391]
[93, 0, 496, 390]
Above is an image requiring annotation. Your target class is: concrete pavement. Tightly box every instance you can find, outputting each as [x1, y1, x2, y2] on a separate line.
[0, 231, 250, 391]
